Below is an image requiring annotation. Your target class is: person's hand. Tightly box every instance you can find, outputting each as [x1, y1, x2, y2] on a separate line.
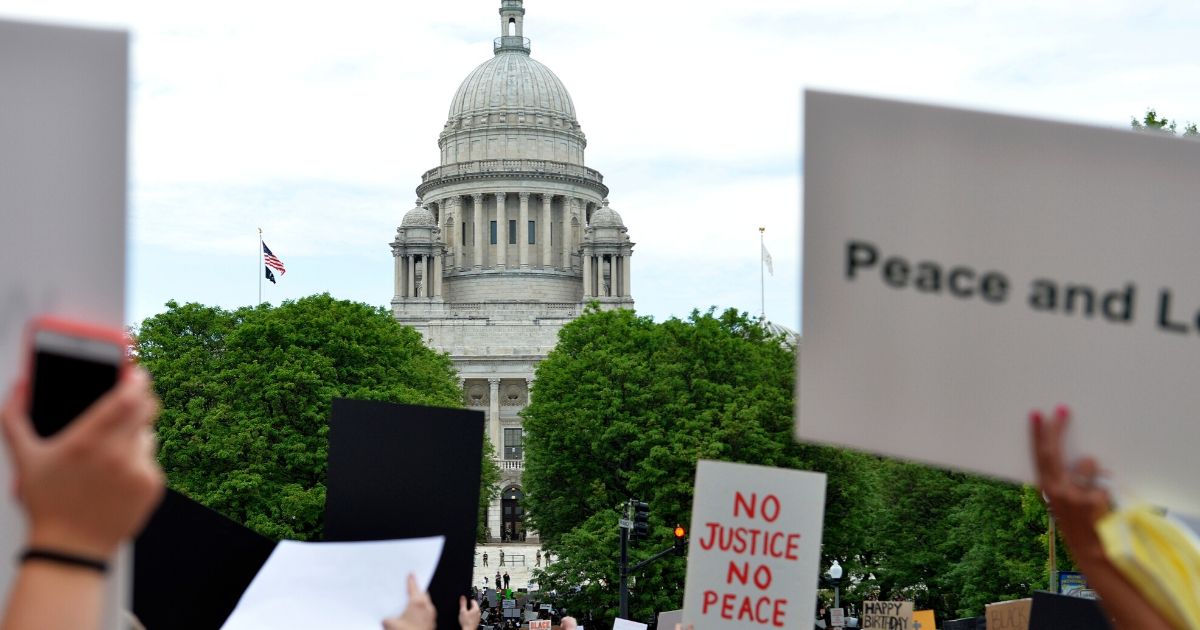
[1030, 404, 1110, 565]
[458, 595, 480, 630]
[382, 574, 436, 630]
[1, 368, 165, 560]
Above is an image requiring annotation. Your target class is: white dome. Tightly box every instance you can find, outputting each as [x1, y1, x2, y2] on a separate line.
[448, 50, 577, 121]
[401, 204, 435, 227]
[589, 200, 624, 228]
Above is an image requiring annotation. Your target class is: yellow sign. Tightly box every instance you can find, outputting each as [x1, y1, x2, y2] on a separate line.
[912, 609, 936, 630]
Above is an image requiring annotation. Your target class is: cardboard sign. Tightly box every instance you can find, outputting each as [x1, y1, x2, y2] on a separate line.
[985, 599, 1031, 630]
[912, 609, 937, 630]
[862, 601, 913, 630]
[530, 620, 551, 630]
[613, 619, 649, 630]
[682, 460, 826, 629]
[0, 18, 128, 627]
[799, 90, 1200, 513]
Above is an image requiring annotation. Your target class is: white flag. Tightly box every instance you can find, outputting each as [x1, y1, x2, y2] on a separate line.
[762, 243, 774, 275]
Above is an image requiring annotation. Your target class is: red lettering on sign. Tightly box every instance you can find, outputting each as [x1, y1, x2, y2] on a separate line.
[727, 561, 748, 585]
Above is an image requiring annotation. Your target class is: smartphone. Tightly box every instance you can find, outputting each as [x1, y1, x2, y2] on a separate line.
[26, 316, 127, 437]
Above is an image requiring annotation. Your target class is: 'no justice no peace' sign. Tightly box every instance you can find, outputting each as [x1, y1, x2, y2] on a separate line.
[682, 461, 827, 629]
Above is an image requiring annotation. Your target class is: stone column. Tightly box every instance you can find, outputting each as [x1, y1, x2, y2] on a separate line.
[450, 197, 463, 270]
[393, 250, 403, 298]
[582, 252, 592, 297]
[606, 255, 614, 296]
[496, 192, 508, 269]
[433, 251, 443, 297]
[623, 253, 631, 297]
[526, 377, 534, 402]
[416, 255, 426, 298]
[560, 198, 572, 270]
[406, 254, 416, 298]
[488, 377, 501, 454]
[518, 192, 530, 269]
[473, 194, 485, 269]
[540, 195, 553, 268]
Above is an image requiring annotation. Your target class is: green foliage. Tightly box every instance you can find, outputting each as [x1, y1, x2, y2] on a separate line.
[1131, 108, 1199, 136]
[134, 294, 486, 540]
[522, 306, 1056, 624]
[523, 307, 878, 621]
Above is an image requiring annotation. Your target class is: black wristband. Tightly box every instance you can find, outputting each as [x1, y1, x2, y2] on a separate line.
[20, 548, 109, 574]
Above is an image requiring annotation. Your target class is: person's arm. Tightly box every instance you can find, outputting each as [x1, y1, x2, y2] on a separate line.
[1, 368, 165, 630]
[1031, 406, 1178, 630]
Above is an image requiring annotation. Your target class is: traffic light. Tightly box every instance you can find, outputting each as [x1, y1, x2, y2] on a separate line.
[631, 501, 650, 541]
[673, 524, 687, 556]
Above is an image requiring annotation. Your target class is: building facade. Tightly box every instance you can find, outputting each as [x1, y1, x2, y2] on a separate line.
[391, 0, 634, 541]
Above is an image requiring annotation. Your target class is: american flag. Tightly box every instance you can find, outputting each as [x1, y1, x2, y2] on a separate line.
[262, 241, 286, 276]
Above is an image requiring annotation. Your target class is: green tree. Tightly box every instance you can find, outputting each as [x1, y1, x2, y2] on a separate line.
[1131, 108, 1199, 136]
[135, 294, 499, 540]
[522, 307, 878, 622]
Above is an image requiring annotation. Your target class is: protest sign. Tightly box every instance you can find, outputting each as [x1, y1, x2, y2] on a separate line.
[1029, 591, 1113, 630]
[682, 460, 826, 629]
[530, 619, 551, 629]
[912, 609, 937, 630]
[829, 607, 844, 627]
[325, 400, 484, 630]
[985, 598, 1031, 630]
[862, 601, 913, 630]
[613, 619, 648, 630]
[799, 90, 1200, 513]
[657, 609, 683, 629]
[0, 18, 128, 627]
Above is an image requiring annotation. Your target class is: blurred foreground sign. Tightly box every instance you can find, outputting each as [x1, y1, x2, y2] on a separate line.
[799, 90, 1200, 513]
[0, 17, 128, 628]
[682, 461, 826, 629]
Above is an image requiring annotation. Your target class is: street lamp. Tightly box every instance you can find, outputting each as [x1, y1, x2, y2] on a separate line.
[826, 560, 843, 609]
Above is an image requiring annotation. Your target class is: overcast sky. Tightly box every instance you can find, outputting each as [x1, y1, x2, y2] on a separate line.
[4, 0, 1199, 330]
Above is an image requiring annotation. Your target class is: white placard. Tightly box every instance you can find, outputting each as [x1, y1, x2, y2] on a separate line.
[0, 17, 128, 625]
[220, 537, 443, 630]
[799, 90, 1200, 513]
[682, 460, 826, 629]
[657, 609, 683, 629]
[613, 618, 649, 630]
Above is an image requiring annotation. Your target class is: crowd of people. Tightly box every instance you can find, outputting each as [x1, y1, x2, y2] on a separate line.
[0, 355, 1190, 628]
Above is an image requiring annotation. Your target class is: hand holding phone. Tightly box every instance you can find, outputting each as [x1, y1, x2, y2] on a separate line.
[25, 316, 126, 437]
[0, 317, 164, 560]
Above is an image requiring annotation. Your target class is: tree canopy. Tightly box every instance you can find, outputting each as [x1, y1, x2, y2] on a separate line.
[134, 294, 497, 540]
[522, 306, 1060, 625]
[1131, 108, 1198, 136]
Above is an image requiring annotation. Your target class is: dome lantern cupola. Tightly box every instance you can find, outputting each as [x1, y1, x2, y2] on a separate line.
[496, 0, 530, 54]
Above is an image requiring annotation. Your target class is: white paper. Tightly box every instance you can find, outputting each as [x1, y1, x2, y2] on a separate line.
[799, 90, 1200, 514]
[681, 460, 826, 629]
[221, 537, 444, 630]
[613, 619, 649, 630]
[0, 18, 128, 627]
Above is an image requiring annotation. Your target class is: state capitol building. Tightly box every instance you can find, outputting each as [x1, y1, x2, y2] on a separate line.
[390, 0, 634, 543]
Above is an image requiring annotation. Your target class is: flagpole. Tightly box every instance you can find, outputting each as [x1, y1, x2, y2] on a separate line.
[258, 227, 263, 306]
[759, 227, 766, 319]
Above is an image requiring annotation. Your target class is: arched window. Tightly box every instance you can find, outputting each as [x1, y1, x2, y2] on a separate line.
[508, 18, 517, 36]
